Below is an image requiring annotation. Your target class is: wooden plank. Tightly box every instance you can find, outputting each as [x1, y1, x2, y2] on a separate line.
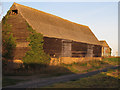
[72, 53, 86, 56]
[72, 54, 85, 57]
[72, 51, 87, 53]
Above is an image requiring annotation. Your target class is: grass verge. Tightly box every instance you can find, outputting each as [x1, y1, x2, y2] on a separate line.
[45, 69, 119, 88]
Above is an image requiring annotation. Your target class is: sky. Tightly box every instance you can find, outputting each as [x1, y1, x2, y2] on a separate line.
[0, 2, 118, 56]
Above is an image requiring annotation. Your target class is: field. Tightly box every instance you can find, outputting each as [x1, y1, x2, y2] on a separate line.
[45, 68, 119, 88]
[3, 57, 120, 87]
[61, 57, 119, 73]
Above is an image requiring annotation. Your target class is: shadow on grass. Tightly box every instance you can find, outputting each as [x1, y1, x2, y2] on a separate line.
[3, 57, 120, 76]
[3, 63, 74, 76]
[2, 78, 26, 87]
[2, 63, 74, 87]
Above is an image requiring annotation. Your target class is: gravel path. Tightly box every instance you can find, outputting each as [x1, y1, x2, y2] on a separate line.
[4, 65, 119, 88]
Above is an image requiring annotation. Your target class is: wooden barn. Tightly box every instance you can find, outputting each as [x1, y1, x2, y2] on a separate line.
[100, 40, 111, 57]
[3, 3, 102, 61]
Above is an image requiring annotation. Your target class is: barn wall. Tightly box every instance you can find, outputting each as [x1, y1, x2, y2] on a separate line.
[43, 37, 73, 58]
[72, 41, 87, 57]
[6, 12, 31, 60]
[61, 40, 72, 57]
[43, 37, 62, 57]
[86, 44, 94, 57]
[102, 46, 111, 57]
[72, 41, 102, 57]
[93, 45, 102, 57]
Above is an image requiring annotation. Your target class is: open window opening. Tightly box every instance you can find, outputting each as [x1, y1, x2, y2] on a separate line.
[10, 10, 18, 15]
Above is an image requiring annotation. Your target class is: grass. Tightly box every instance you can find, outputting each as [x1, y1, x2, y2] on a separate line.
[45, 69, 119, 88]
[61, 57, 120, 73]
[2, 78, 25, 87]
[3, 72, 33, 76]
[103, 68, 120, 79]
[3, 57, 119, 87]
[4, 57, 119, 76]
[61, 60, 110, 73]
[4, 57, 117, 76]
[102, 57, 119, 65]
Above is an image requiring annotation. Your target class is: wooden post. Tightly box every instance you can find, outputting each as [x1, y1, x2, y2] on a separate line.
[101, 47, 104, 57]
[86, 44, 94, 57]
[61, 40, 72, 57]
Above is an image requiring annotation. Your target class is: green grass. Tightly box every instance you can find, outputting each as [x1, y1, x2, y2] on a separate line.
[102, 57, 120, 65]
[2, 78, 25, 87]
[45, 69, 119, 88]
[103, 68, 120, 79]
[62, 57, 120, 74]
[61, 60, 109, 73]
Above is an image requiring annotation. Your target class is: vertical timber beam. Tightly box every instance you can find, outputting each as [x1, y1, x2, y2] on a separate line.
[61, 40, 72, 57]
[101, 47, 104, 57]
[86, 44, 94, 57]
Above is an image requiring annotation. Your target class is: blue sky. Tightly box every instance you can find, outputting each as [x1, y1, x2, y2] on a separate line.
[1, 2, 118, 56]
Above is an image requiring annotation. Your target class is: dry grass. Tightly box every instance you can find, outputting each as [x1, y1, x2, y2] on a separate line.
[61, 60, 110, 73]
[4, 57, 119, 76]
[103, 68, 120, 79]
[102, 57, 119, 66]
[3, 57, 119, 87]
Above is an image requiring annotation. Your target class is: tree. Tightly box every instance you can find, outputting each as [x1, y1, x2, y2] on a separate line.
[23, 24, 50, 69]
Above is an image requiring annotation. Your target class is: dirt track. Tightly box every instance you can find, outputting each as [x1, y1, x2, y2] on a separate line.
[4, 65, 119, 88]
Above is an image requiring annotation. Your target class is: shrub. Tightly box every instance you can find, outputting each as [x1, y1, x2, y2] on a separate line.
[2, 10, 11, 25]
[23, 23, 50, 69]
[2, 11, 16, 60]
[2, 32, 16, 60]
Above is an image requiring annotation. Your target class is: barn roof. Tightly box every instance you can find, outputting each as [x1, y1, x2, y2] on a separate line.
[10, 2, 101, 45]
[99, 40, 110, 48]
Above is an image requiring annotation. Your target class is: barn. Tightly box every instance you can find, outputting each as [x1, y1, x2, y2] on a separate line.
[100, 40, 111, 57]
[3, 2, 102, 61]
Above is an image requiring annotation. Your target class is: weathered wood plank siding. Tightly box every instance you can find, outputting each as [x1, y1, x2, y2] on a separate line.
[13, 47, 30, 60]
[93, 45, 102, 57]
[43, 37, 62, 57]
[6, 12, 31, 60]
[72, 41, 87, 57]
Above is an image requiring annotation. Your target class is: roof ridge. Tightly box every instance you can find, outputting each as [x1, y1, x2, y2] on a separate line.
[13, 2, 17, 5]
[100, 40, 106, 42]
[14, 2, 89, 28]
